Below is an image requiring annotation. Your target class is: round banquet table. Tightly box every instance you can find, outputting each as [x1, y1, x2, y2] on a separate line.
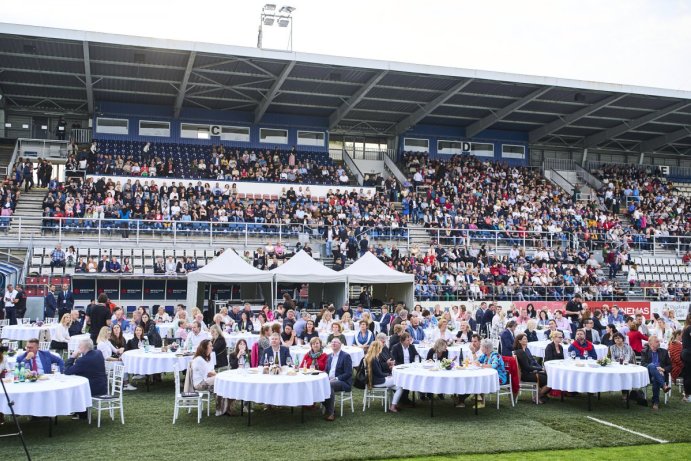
[289, 345, 364, 368]
[0, 375, 92, 418]
[1, 324, 61, 341]
[544, 359, 650, 410]
[223, 332, 260, 350]
[214, 368, 331, 425]
[527, 340, 608, 360]
[121, 349, 215, 376]
[319, 330, 356, 346]
[392, 364, 499, 416]
[155, 322, 177, 338]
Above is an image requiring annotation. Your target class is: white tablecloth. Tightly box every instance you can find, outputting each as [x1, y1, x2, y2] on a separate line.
[1, 324, 61, 341]
[392, 365, 499, 394]
[121, 349, 214, 375]
[527, 341, 608, 360]
[0, 375, 92, 417]
[289, 345, 364, 368]
[214, 368, 331, 406]
[515, 327, 571, 341]
[319, 330, 356, 346]
[155, 322, 177, 338]
[223, 332, 260, 350]
[544, 359, 650, 393]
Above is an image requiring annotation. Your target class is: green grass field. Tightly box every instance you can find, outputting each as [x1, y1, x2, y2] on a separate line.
[2, 376, 690, 461]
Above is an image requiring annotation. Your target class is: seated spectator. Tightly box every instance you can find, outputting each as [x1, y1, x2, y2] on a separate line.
[50, 313, 72, 351]
[65, 338, 108, 419]
[185, 321, 211, 351]
[353, 320, 374, 349]
[49, 244, 66, 271]
[209, 325, 227, 370]
[326, 322, 346, 345]
[17, 338, 65, 373]
[191, 339, 233, 416]
[228, 339, 250, 369]
[299, 337, 328, 371]
[364, 340, 403, 412]
[640, 335, 672, 411]
[513, 333, 551, 403]
[568, 329, 597, 359]
[259, 333, 291, 366]
[299, 319, 319, 345]
[543, 330, 565, 362]
[476, 338, 508, 386]
[323, 337, 353, 421]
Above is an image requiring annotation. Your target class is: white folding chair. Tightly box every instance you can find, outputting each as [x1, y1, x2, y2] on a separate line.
[642, 374, 672, 405]
[362, 385, 389, 412]
[338, 391, 354, 417]
[39, 341, 51, 351]
[491, 374, 515, 409]
[19, 318, 31, 325]
[513, 352, 539, 404]
[173, 364, 202, 424]
[186, 363, 211, 417]
[89, 364, 125, 427]
[0, 319, 9, 327]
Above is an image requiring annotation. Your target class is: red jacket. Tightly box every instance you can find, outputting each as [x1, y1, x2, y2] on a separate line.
[299, 352, 328, 371]
[627, 330, 648, 353]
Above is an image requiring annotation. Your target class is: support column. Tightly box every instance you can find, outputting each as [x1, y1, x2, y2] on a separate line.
[581, 148, 588, 167]
[639, 151, 646, 165]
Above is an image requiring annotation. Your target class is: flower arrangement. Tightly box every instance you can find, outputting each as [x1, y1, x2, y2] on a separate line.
[439, 358, 455, 370]
[25, 370, 39, 382]
[596, 357, 612, 367]
[447, 323, 456, 332]
[36, 321, 44, 327]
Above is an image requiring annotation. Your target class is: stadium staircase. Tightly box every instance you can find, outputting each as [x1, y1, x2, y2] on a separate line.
[8, 187, 46, 239]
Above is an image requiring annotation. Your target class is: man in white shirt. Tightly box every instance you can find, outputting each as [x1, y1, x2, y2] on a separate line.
[185, 321, 210, 351]
[3, 283, 19, 325]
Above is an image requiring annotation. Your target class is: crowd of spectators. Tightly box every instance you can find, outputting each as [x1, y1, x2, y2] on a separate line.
[594, 163, 690, 249]
[70, 140, 350, 186]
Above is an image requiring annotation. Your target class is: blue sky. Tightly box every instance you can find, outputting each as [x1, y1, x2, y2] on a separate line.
[2, 0, 690, 91]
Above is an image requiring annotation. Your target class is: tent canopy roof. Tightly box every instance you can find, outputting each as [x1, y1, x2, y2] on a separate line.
[271, 250, 347, 283]
[342, 252, 414, 284]
[187, 249, 273, 283]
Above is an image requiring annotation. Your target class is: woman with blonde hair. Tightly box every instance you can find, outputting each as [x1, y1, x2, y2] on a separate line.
[319, 310, 334, 331]
[432, 319, 454, 344]
[97, 326, 123, 361]
[341, 312, 354, 331]
[524, 319, 539, 342]
[50, 313, 72, 350]
[363, 340, 403, 413]
[426, 338, 449, 361]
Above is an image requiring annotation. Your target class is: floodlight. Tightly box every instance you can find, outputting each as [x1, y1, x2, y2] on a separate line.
[264, 4, 276, 11]
[277, 17, 290, 27]
[279, 6, 296, 13]
[264, 17, 275, 26]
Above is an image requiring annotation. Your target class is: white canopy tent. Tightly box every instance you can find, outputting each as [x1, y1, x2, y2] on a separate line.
[185, 249, 274, 314]
[270, 250, 347, 309]
[341, 252, 415, 308]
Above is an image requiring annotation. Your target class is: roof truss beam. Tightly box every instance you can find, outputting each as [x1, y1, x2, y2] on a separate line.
[582, 101, 691, 148]
[173, 51, 196, 118]
[254, 61, 295, 123]
[529, 94, 626, 143]
[639, 127, 691, 153]
[82, 41, 94, 114]
[329, 70, 388, 129]
[393, 79, 474, 135]
[465, 87, 552, 138]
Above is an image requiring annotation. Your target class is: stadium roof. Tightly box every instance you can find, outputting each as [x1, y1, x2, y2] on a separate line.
[0, 22, 690, 155]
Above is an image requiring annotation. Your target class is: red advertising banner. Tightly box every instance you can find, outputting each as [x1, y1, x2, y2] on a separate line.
[509, 301, 651, 319]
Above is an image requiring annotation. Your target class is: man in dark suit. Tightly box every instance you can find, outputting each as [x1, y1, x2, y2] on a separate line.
[500, 320, 518, 356]
[378, 305, 392, 335]
[640, 335, 672, 411]
[57, 283, 74, 320]
[44, 284, 57, 319]
[474, 302, 487, 324]
[480, 304, 495, 336]
[391, 332, 419, 406]
[324, 337, 353, 421]
[259, 333, 291, 366]
[68, 309, 84, 336]
[17, 338, 65, 373]
[65, 338, 108, 419]
[97, 255, 110, 273]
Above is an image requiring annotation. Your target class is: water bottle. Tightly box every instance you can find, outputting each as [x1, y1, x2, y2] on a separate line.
[18, 364, 25, 382]
[143, 337, 150, 352]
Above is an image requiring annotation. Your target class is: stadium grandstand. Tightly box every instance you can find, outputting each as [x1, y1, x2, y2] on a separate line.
[0, 14, 691, 461]
[0, 22, 689, 314]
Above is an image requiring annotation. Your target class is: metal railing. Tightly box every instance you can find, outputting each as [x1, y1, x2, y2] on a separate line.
[575, 163, 603, 191]
[543, 158, 575, 172]
[586, 160, 691, 179]
[342, 149, 365, 185]
[70, 128, 92, 144]
[350, 149, 385, 161]
[413, 284, 637, 302]
[1, 216, 690, 256]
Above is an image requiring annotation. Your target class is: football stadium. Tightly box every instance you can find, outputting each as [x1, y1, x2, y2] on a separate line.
[0, 2, 690, 460]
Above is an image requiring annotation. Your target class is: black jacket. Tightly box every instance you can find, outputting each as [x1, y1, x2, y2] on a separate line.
[640, 346, 672, 375]
[65, 350, 108, 396]
[391, 342, 419, 365]
[514, 347, 544, 381]
[213, 336, 228, 368]
[525, 330, 539, 342]
[543, 342, 564, 362]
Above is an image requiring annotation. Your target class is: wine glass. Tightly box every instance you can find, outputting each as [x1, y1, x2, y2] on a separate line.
[569, 351, 576, 361]
[623, 356, 629, 366]
[286, 356, 293, 369]
[269, 355, 275, 366]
